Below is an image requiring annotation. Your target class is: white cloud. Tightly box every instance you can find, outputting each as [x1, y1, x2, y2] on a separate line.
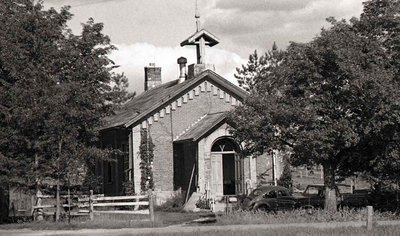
[109, 43, 246, 94]
[204, 0, 364, 55]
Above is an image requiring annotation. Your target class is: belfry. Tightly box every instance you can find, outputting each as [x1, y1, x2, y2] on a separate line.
[180, 0, 220, 79]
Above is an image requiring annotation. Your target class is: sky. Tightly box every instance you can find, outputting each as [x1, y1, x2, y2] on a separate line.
[44, 0, 365, 94]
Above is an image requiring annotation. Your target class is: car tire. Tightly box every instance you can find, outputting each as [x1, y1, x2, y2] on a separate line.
[254, 204, 276, 213]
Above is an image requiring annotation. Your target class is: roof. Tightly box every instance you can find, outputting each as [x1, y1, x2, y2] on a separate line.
[180, 29, 220, 47]
[174, 112, 227, 142]
[102, 69, 247, 130]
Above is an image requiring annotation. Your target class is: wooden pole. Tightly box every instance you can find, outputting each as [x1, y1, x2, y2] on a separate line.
[89, 190, 94, 221]
[149, 190, 155, 226]
[367, 205, 373, 231]
[185, 164, 196, 204]
[272, 151, 277, 186]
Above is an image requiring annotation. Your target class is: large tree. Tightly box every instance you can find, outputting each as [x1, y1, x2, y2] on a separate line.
[235, 42, 284, 93]
[230, 13, 399, 211]
[351, 0, 400, 186]
[0, 0, 132, 219]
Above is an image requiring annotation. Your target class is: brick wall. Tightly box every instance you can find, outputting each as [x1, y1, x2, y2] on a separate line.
[147, 80, 237, 192]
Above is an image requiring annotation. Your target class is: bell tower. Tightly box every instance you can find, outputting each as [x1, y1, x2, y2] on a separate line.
[180, 0, 220, 79]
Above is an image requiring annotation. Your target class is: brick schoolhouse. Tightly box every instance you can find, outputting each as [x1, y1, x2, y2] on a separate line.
[97, 10, 283, 203]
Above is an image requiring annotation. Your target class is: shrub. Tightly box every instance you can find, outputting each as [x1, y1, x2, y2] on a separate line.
[195, 197, 211, 209]
[154, 192, 184, 212]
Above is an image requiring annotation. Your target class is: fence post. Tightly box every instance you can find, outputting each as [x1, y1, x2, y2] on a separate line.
[367, 205, 373, 231]
[149, 190, 155, 225]
[35, 190, 43, 221]
[89, 190, 94, 221]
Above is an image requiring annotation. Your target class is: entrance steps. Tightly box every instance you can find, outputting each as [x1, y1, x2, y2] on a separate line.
[212, 195, 238, 213]
[183, 193, 238, 213]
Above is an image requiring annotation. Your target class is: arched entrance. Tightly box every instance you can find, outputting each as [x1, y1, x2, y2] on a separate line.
[210, 137, 243, 196]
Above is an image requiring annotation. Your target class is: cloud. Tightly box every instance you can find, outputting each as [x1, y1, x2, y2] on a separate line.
[215, 0, 314, 12]
[109, 43, 246, 94]
[45, 0, 127, 8]
[203, 0, 364, 55]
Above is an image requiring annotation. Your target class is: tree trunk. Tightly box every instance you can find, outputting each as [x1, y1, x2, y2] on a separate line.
[323, 164, 337, 212]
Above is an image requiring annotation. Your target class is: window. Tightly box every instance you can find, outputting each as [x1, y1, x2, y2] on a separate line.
[211, 138, 238, 152]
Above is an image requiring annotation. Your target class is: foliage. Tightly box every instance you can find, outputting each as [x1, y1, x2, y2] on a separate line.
[277, 157, 293, 189]
[235, 42, 284, 93]
[139, 129, 154, 193]
[123, 181, 135, 196]
[350, 0, 400, 185]
[356, 0, 400, 80]
[0, 0, 132, 194]
[155, 192, 185, 212]
[195, 196, 211, 210]
[229, 1, 400, 212]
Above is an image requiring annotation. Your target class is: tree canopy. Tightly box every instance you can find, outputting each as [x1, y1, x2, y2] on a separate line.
[230, 0, 400, 211]
[235, 42, 284, 93]
[0, 0, 132, 192]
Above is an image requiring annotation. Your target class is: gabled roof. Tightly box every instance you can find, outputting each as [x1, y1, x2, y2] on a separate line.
[174, 112, 227, 142]
[180, 29, 220, 47]
[103, 70, 247, 130]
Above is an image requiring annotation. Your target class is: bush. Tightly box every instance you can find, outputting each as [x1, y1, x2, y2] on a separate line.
[154, 192, 184, 212]
[195, 197, 211, 209]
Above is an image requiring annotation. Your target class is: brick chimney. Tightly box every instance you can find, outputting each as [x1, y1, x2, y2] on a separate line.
[144, 63, 161, 91]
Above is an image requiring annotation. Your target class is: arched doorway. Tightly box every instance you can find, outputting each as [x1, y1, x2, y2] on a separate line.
[210, 137, 243, 196]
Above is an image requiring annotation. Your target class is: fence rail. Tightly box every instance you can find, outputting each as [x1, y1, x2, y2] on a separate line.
[33, 190, 154, 222]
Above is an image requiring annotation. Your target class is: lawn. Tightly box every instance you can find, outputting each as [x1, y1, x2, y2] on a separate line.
[0, 208, 399, 233]
[133, 225, 400, 236]
[0, 211, 210, 230]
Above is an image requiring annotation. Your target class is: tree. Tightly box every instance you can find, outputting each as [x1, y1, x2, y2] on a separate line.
[356, 0, 400, 80]
[0, 0, 132, 220]
[277, 156, 293, 190]
[229, 16, 399, 211]
[350, 0, 400, 187]
[235, 42, 284, 92]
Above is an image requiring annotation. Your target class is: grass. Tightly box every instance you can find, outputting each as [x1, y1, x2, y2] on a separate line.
[0, 211, 210, 230]
[216, 208, 400, 225]
[126, 225, 400, 236]
[1, 208, 399, 232]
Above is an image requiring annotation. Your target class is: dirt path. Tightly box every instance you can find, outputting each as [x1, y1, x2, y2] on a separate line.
[2, 220, 400, 236]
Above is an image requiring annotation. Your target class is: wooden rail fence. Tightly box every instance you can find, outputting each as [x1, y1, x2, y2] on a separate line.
[33, 190, 154, 222]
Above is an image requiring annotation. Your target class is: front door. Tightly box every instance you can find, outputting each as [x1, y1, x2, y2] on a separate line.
[211, 153, 223, 197]
[235, 154, 244, 194]
[210, 138, 243, 196]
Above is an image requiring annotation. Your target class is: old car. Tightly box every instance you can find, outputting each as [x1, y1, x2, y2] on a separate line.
[241, 185, 292, 211]
[243, 184, 370, 212]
